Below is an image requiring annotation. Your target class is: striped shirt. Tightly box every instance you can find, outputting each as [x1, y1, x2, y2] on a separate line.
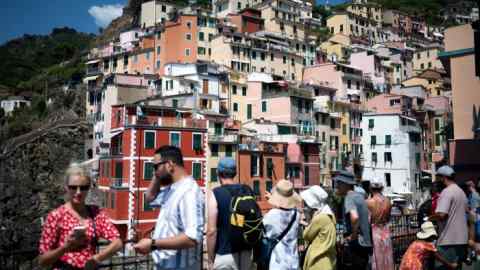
[150, 176, 205, 270]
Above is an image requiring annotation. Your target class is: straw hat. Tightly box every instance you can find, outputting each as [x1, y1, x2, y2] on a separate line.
[370, 177, 384, 189]
[416, 221, 437, 240]
[268, 179, 302, 209]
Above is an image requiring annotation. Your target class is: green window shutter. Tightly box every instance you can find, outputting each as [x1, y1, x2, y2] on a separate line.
[170, 133, 180, 147]
[211, 144, 219, 156]
[210, 168, 217, 182]
[193, 134, 202, 150]
[145, 131, 155, 149]
[115, 162, 123, 178]
[371, 136, 376, 145]
[342, 124, 347, 135]
[193, 162, 201, 180]
[262, 101, 267, 112]
[435, 119, 440, 131]
[144, 162, 154, 180]
[214, 123, 222, 135]
[385, 135, 391, 145]
[368, 119, 374, 128]
[253, 180, 260, 196]
[172, 99, 178, 108]
[143, 193, 153, 211]
[247, 104, 252, 119]
[266, 180, 272, 192]
[267, 158, 273, 178]
[415, 153, 421, 167]
[225, 145, 233, 157]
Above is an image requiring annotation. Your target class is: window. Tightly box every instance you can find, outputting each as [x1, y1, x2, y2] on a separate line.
[247, 104, 252, 119]
[172, 99, 178, 108]
[192, 162, 201, 180]
[193, 133, 202, 151]
[114, 161, 123, 180]
[340, 24, 344, 32]
[146, 52, 150, 60]
[144, 162, 154, 180]
[384, 152, 392, 163]
[342, 124, 347, 135]
[186, 21, 192, 29]
[415, 153, 421, 167]
[185, 49, 191, 56]
[304, 166, 309, 186]
[209, 34, 213, 42]
[385, 173, 391, 187]
[368, 119, 374, 129]
[347, 80, 352, 88]
[291, 58, 295, 66]
[252, 51, 257, 59]
[283, 56, 287, 64]
[199, 32, 205, 41]
[435, 134, 441, 146]
[233, 103, 239, 112]
[142, 193, 154, 211]
[428, 62, 432, 68]
[232, 85, 237, 95]
[266, 158, 273, 178]
[371, 136, 376, 145]
[271, 53, 274, 61]
[214, 122, 222, 135]
[356, 81, 360, 90]
[417, 53, 421, 59]
[266, 180, 273, 192]
[262, 101, 267, 112]
[157, 46, 161, 54]
[261, 53, 265, 61]
[420, 63, 424, 69]
[242, 87, 247, 96]
[372, 152, 377, 163]
[198, 47, 206, 55]
[211, 144, 219, 156]
[322, 132, 326, 142]
[145, 131, 155, 149]
[156, 60, 161, 69]
[253, 180, 260, 196]
[210, 168, 217, 182]
[225, 145, 233, 157]
[251, 154, 259, 176]
[161, 5, 166, 12]
[170, 132, 180, 147]
[237, 2, 241, 9]
[110, 192, 116, 209]
[435, 119, 440, 131]
[385, 135, 391, 146]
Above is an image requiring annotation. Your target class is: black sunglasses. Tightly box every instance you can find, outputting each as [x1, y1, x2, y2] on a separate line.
[68, 185, 90, 192]
[153, 160, 168, 171]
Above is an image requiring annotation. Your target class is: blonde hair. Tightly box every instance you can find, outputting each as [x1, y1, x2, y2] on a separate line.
[64, 163, 91, 186]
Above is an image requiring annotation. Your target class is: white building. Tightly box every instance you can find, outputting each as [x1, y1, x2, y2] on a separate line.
[362, 113, 422, 201]
[140, 0, 181, 28]
[0, 96, 30, 115]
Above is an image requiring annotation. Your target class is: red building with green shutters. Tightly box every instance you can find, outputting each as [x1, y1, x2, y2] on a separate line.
[97, 104, 207, 240]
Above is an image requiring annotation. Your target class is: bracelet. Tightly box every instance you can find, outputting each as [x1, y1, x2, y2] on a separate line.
[150, 238, 157, 251]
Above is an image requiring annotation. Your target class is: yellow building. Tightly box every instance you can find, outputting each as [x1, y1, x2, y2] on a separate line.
[258, 0, 307, 40]
[229, 71, 250, 123]
[412, 46, 444, 74]
[402, 69, 449, 97]
[346, 0, 383, 25]
[320, 34, 352, 62]
[326, 12, 382, 42]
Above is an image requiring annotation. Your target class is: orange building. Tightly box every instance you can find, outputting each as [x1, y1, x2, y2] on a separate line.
[156, 15, 199, 74]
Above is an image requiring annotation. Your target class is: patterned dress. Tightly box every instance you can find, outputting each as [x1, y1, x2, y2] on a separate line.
[399, 241, 437, 270]
[368, 194, 395, 270]
[39, 205, 119, 269]
[263, 208, 300, 270]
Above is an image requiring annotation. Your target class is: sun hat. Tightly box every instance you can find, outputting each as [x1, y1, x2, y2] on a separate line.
[334, 170, 356, 185]
[268, 179, 302, 209]
[370, 176, 384, 189]
[217, 157, 236, 175]
[300, 186, 333, 215]
[416, 221, 437, 240]
[436, 165, 455, 178]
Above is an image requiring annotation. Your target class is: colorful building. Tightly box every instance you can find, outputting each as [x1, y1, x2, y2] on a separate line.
[98, 104, 208, 240]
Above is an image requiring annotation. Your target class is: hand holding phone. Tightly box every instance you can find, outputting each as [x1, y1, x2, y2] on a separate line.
[73, 225, 86, 239]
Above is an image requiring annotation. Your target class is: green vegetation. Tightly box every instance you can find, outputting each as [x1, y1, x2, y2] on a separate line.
[0, 27, 94, 93]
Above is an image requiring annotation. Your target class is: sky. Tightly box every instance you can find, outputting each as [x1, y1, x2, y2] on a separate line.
[0, 0, 346, 45]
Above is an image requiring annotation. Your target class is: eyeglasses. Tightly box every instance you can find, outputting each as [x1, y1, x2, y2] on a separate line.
[153, 160, 168, 171]
[68, 185, 90, 192]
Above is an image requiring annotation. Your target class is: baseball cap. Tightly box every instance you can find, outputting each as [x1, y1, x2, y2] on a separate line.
[217, 157, 236, 175]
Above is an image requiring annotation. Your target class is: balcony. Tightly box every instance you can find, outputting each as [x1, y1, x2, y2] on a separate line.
[208, 133, 239, 144]
[126, 116, 207, 129]
[110, 178, 124, 188]
[313, 103, 329, 113]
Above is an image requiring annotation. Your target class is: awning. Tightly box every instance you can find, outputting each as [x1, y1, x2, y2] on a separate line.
[83, 75, 100, 83]
[86, 59, 100, 65]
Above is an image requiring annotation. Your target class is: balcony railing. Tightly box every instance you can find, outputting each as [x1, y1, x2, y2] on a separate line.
[126, 116, 207, 129]
[111, 178, 124, 188]
[208, 134, 239, 143]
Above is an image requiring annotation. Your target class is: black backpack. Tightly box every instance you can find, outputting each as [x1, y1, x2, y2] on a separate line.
[225, 184, 263, 249]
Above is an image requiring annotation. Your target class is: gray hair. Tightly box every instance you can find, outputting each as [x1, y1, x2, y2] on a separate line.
[64, 163, 91, 186]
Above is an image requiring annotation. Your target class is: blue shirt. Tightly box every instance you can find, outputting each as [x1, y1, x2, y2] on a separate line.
[150, 176, 205, 269]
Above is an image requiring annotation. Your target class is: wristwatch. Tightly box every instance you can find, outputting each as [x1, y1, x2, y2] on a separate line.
[150, 238, 157, 251]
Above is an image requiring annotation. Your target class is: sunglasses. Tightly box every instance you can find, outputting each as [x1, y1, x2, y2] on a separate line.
[68, 185, 90, 192]
[153, 160, 168, 171]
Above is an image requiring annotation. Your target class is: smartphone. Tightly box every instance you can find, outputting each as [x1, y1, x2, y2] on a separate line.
[73, 225, 86, 239]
